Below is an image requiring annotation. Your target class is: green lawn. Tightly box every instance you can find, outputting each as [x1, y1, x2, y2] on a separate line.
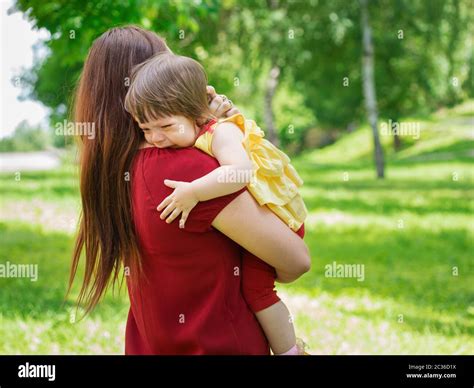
[1, 102, 473, 354]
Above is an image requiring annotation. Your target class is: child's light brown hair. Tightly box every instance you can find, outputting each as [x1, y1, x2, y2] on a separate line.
[124, 52, 211, 124]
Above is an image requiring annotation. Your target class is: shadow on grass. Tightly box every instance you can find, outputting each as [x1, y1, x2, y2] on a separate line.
[292, 225, 474, 336]
[0, 168, 80, 200]
[394, 140, 474, 163]
[1, 218, 472, 339]
[0, 222, 128, 321]
[302, 191, 472, 215]
[345, 306, 474, 338]
[302, 179, 473, 192]
[295, 140, 474, 173]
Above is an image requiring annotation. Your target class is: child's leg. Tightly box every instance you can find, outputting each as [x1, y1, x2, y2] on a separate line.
[241, 251, 297, 354]
[255, 301, 297, 354]
[241, 224, 305, 355]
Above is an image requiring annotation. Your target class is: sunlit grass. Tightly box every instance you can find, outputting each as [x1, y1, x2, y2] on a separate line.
[0, 222, 129, 354]
[0, 103, 473, 354]
[282, 103, 474, 354]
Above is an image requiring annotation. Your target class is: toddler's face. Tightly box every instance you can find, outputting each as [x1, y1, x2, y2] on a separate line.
[137, 115, 199, 148]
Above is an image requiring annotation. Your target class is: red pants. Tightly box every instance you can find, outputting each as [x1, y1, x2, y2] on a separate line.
[241, 224, 305, 313]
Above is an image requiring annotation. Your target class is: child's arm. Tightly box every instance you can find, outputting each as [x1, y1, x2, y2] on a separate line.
[192, 122, 253, 200]
[157, 122, 253, 228]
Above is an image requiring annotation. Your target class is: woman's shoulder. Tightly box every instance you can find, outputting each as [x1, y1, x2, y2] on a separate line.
[134, 146, 219, 177]
[136, 145, 207, 158]
[132, 146, 242, 234]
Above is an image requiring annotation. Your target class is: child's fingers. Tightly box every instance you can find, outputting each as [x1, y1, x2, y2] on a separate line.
[157, 195, 172, 211]
[164, 179, 179, 189]
[166, 208, 182, 224]
[160, 202, 176, 220]
[179, 212, 189, 229]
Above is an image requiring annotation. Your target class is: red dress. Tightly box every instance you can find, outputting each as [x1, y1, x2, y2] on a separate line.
[126, 146, 271, 354]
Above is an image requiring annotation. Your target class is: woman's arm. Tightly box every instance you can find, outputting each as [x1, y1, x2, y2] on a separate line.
[206, 86, 240, 117]
[212, 190, 311, 282]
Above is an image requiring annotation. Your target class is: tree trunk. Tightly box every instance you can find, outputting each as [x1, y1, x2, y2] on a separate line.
[393, 132, 401, 151]
[446, 0, 460, 106]
[360, 0, 384, 178]
[392, 118, 402, 151]
[264, 63, 280, 147]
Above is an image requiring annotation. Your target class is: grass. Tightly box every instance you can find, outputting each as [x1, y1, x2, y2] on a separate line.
[0, 101, 473, 354]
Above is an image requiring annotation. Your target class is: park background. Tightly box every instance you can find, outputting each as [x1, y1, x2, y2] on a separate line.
[0, 0, 473, 354]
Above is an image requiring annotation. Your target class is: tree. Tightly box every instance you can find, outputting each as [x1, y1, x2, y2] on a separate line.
[360, 0, 384, 178]
[0, 120, 50, 152]
[10, 0, 221, 145]
[10, 0, 474, 175]
[220, 0, 313, 146]
[373, 0, 473, 151]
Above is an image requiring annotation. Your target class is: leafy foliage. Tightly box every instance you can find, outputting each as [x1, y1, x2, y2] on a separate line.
[9, 0, 474, 153]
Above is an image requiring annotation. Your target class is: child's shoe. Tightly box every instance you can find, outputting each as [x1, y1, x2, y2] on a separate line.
[296, 338, 311, 355]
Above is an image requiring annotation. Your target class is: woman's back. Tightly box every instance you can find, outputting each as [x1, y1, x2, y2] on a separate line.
[126, 146, 269, 354]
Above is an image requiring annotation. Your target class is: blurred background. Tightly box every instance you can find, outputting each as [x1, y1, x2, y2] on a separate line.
[0, 0, 473, 354]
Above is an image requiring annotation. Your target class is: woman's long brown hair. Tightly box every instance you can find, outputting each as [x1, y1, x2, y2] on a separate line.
[67, 26, 170, 315]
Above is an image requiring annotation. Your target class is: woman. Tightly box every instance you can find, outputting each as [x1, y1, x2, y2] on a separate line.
[68, 25, 311, 354]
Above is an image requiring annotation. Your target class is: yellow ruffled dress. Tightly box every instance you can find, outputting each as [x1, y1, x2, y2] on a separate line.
[194, 114, 307, 232]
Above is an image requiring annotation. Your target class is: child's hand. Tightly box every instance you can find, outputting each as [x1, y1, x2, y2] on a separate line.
[157, 180, 200, 228]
